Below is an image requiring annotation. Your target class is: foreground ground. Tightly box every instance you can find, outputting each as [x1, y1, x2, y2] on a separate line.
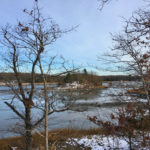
[0, 128, 144, 150]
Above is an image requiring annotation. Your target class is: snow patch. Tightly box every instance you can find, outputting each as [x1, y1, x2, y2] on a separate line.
[67, 135, 129, 150]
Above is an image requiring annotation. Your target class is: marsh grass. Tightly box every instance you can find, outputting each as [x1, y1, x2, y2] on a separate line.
[0, 128, 103, 150]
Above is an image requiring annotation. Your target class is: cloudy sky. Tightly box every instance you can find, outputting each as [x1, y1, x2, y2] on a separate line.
[0, 0, 146, 74]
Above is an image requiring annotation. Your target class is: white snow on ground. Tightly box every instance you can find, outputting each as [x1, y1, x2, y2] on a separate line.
[57, 82, 84, 90]
[67, 135, 129, 150]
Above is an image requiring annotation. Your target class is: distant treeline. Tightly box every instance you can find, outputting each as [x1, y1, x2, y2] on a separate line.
[0, 73, 57, 83]
[0, 72, 140, 83]
[100, 75, 140, 81]
[0, 72, 101, 85]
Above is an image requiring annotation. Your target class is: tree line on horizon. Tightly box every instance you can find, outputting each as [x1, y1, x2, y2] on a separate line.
[0, 72, 140, 83]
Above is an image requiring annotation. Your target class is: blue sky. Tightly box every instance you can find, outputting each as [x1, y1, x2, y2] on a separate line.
[0, 0, 146, 75]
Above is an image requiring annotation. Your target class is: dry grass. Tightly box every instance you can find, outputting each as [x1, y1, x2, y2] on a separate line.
[127, 88, 146, 95]
[0, 128, 103, 150]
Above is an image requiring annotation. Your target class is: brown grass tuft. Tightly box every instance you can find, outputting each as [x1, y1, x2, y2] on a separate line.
[0, 128, 102, 150]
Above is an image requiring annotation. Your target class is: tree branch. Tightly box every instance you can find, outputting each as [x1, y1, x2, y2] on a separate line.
[5, 102, 25, 121]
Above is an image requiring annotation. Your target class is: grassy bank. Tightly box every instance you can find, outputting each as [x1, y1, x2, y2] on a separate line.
[0, 128, 103, 150]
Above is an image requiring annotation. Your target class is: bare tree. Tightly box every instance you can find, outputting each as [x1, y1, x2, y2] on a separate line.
[98, 0, 150, 10]
[0, 1, 76, 150]
[98, 9, 150, 114]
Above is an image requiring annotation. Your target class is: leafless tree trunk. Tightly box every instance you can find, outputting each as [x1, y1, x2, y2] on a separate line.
[39, 59, 49, 150]
[38, 56, 78, 150]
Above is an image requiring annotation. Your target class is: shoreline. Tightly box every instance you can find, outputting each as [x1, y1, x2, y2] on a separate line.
[0, 82, 110, 91]
[0, 82, 57, 86]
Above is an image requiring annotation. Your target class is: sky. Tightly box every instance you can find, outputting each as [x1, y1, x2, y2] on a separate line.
[0, 0, 146, 75]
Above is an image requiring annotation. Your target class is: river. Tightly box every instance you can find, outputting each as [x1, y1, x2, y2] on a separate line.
[0, 81, 146, 138]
